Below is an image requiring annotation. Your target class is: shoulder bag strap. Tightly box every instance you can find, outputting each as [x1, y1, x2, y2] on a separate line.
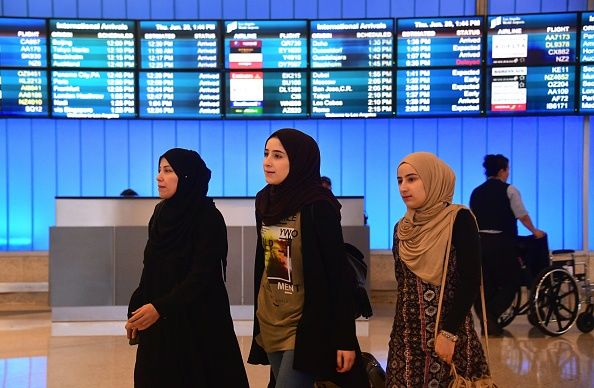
[435, 241, 492, 366]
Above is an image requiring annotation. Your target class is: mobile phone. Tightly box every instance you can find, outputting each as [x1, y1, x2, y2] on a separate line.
[129, 335, 139, 345]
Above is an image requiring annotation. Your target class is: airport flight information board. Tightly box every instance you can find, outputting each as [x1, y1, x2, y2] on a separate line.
[581, 12, 594, 63]
[49, 19, 136, 68]
[396, 68, 482, 116]
[0, 18, 47, 67]
[0, 70, 48, 116]
[139, 21, 220, 69]
[397, 16, 483, 67]
[310, 19, 393, 68]
[4, 13, 594, 119]
[0, 18, 49, 117]
[51, 70, 136, 118]
[579, 65, 594, 112]
[139, 71, 221, 119]
[310, 69, 393, 118]
[487, 13, 578, 66]
[224, 20, 307, 69]
[576, 13, 594, 113]
[488, 65, 576, 114]
[225, 71, 307, 118]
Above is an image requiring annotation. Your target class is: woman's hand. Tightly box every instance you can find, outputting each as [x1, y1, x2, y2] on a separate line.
[435, 332, 456, 364]
[336, 350, 356, 372]
[125, 324, 138, 340]
[126, 303, 160, 331]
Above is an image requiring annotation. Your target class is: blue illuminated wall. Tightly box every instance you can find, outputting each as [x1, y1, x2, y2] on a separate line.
[0, 0, 591, 250]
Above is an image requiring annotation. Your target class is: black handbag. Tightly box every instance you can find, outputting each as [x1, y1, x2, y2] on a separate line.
[360, 352, 386, 388]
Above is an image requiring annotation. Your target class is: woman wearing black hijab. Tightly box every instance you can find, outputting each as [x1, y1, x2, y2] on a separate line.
[126, 148, 248, 388]
[247, 129, 369, 388]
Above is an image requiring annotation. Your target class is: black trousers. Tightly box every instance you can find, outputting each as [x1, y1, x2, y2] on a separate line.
[475, 232, 521, 320]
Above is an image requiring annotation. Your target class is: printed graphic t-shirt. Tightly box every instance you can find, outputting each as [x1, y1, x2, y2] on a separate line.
[256, 212, 304, 353]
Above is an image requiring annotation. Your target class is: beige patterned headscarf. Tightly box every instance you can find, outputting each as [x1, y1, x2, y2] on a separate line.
[396, 152, 465, 285]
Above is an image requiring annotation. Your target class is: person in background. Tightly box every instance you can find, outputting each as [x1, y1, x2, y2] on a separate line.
[126, 148, 248, 388]
[120, 188, 138, 197]
[248, 128, 369, 388]
[469, 154, 545, 335]
[321, 176, 332, 191]
[387, 152, 489, 386]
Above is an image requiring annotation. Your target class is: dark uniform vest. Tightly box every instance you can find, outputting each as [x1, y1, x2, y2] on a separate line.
[469, 179, 518, 237]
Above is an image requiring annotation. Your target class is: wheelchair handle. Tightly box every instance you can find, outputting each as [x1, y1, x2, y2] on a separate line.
[551, 249, 575, 255]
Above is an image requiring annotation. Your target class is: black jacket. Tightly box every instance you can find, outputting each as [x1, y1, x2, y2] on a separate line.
[248, 200, 369, 387]
[129, 204, 249, 388]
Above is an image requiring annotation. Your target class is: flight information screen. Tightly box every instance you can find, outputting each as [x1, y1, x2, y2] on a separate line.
[51, 70, 136, 118]
[397, 16, 483, 67]
[223, 20, 307, 69]
[225, 71, 307, 118]
[580, 12, 594, 62]
[0, 18, 47, 67]
[49, 19, 136, 68]
[487, 65, 575, 114]
[396, 68, 482, 116]
[139, 21, 220, 69]
[0, 70, 48, 117]
[310, 19, 393, 68]
[310, 69, 393, 118]
[579, 65, 594, 112]
[138, 71, 221, 119]
[487, 13, 578, 66]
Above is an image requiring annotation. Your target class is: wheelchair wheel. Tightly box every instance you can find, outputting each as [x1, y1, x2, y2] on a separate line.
[529, 267, 579, 336]
[498, 287, 521, 328]
[527, 310, 539, 327]
[576, 305, 594, 333]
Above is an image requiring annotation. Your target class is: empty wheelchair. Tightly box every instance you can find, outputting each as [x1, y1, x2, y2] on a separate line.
[496, 235, 593, 336]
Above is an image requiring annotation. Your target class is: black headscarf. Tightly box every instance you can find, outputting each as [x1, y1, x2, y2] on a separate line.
[255, 128, 341, 225]
[145, 148, 213, 259]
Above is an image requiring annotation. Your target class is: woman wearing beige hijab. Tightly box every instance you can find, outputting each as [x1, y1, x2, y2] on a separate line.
[386, 152, 489, 387]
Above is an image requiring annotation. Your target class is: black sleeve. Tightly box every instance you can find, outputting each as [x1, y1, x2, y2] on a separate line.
[442, 208, 482, 333]
[151, 206, 228, 316]
[252, 214, 265, 331]
[128, 269, 146, 318]
[311, 201, 357, 350]
[248, 214, 271, 365]
[128, 219, 152, 318]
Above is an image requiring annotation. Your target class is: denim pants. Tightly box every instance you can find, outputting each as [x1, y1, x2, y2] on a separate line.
[267, 350, 316, 388]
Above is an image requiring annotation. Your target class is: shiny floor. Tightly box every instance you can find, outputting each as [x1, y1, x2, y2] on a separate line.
[0, 304, 593, 388]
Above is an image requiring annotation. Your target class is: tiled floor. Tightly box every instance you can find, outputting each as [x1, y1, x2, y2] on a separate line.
[0, 304, 593, 388]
